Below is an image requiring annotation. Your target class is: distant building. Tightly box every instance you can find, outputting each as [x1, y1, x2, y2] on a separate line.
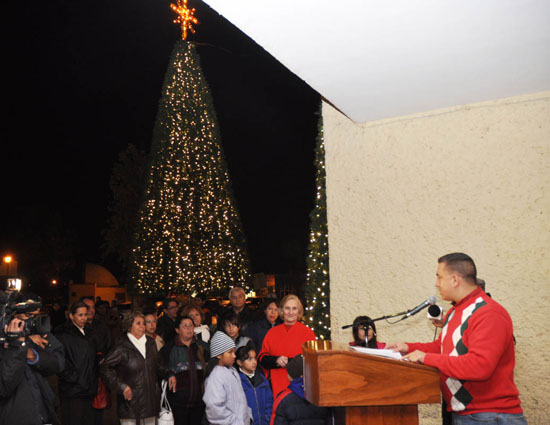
[250, 273, 276, 296]
[68, 263, 127, 305]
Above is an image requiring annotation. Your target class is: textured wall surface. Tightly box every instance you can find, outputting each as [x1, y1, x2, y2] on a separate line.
[323, 92, 550, 425]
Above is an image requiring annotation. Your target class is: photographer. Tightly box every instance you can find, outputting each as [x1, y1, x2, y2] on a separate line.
[1, 318, 27, 399]
[1, 296, 65, 425]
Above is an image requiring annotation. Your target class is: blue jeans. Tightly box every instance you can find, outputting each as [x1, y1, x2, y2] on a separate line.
[452, 412, 528, 425]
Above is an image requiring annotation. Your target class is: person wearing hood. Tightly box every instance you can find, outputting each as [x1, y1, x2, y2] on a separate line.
[269, 355, 331, 425]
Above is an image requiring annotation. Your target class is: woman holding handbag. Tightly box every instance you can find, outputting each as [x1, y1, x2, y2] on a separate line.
[159, 315, 209, 425]
[100, 311, 176, 425]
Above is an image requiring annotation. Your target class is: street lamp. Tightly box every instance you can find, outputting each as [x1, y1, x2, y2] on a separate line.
[1, 255, 16, 276]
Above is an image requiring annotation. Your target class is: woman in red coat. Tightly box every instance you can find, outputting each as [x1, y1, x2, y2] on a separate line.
[258, 294, 316, 397]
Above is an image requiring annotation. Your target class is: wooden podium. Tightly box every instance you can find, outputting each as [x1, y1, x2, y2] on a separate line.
[303, 341, 440, 425]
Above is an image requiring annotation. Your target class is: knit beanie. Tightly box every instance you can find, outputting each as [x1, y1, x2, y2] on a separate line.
[210, 331, 236, 358]
[286, 354, 304, 379]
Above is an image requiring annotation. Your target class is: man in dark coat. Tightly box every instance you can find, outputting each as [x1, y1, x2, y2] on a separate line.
[54, 301, 98, 425]
[156, 298, 179, 344]
[1, 303, 65, 425]
[80, 296, 113, 425]
[218, 287, 254, 336]
[80, 297, 112, 356]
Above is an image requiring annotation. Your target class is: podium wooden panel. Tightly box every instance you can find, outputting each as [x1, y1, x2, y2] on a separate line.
[303, 341, 440, 425]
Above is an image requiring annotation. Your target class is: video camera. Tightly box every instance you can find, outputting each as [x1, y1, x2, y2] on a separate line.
[0, 284, 51, 343]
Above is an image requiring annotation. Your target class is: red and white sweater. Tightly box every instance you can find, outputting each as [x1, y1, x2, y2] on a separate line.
[408, 287, 523, 415]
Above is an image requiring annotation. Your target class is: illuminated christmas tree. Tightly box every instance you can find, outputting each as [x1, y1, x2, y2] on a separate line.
[305, 112, 330, 339]
[131, 39, 250, 297]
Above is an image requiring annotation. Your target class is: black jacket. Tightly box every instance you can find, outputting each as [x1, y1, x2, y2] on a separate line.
[89, 318, 113, 359]
[156, 315, 176, 345]
[218, 305, 255, 336]
[54, 320, 98, 399]
[100, 334, 174, 420]
[273, 391, 331, 425]
[247, 317, 283, 352]
[0, 334, 65, 425]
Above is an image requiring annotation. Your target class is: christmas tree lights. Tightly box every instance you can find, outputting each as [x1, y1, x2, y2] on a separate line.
[131, 40, 250, 297]
[305, 112, 331, 339]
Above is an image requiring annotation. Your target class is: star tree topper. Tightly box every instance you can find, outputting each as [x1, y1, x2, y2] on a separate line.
[171, 0, 199, 40]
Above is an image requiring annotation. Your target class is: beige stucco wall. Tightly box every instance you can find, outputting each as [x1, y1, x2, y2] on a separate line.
[323, 91, 550, 425]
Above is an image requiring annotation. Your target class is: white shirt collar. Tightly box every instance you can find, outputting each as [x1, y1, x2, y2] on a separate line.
[127, 332, 147, 358]
[239, 368, 255, 379]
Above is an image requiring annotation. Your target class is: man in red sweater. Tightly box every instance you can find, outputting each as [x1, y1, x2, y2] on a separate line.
[387, 253, 527, 425]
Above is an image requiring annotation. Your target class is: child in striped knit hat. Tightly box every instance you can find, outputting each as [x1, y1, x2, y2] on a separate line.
[203, 331, 253, 425]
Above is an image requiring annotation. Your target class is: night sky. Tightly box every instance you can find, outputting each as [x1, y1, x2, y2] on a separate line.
[2, 0, 320, 286]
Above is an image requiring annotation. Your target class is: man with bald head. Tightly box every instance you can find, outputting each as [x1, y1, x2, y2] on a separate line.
[387, 253, 527, 425]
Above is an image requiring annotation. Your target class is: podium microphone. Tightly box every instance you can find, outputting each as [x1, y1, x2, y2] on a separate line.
[404, 296, 437, 318]
[341, 296, 438, 328]
[427, 304, 443, 320]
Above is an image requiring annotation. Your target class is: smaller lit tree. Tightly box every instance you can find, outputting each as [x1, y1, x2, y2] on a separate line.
[305, 111, 330, 339]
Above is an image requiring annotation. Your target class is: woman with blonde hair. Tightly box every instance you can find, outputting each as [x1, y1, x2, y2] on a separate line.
[258, 294, 316, 397]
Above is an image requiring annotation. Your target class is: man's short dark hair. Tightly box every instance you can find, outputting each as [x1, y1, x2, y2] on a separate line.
[79, 296, 94, 304]
[96, 300, 109, 308]
[69, 301, 88, 315]
[438, 252, 477, 283]
[162, 298, 177, 310]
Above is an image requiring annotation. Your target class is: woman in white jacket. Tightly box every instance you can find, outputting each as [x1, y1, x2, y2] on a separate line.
[203, 331, 252, 425]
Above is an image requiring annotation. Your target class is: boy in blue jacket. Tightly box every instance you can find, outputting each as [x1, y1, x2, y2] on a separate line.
[236, 341, 273, 425]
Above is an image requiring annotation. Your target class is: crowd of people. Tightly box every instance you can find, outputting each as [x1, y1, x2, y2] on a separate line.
[1, 252, 528, 425]
[1, 288, 331, 425]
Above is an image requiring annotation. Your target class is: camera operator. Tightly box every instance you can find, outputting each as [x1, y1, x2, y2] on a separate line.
[0, 294, 65, 425]
[1, 318, 27, 393]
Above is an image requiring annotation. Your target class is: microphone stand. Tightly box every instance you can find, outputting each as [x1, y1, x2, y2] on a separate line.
[372, 311, 409, 322]
[341, 305, 421, 329]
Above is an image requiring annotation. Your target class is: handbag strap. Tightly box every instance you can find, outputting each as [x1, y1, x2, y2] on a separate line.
[161, 379, 172, 411]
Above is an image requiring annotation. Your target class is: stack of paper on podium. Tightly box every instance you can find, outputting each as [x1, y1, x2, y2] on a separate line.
[349, 345, 403, 360]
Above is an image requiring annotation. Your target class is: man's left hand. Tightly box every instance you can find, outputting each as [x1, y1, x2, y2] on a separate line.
[403, 350, 426, 364]
[28, 334, 48, 349]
